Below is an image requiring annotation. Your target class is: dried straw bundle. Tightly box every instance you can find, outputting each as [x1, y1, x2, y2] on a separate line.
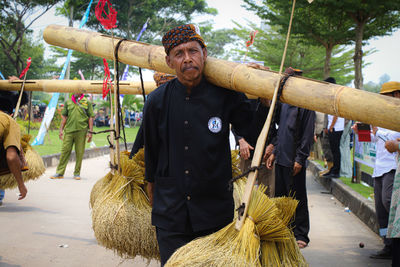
[89, 172, 113, 208]
[91, 150, 159, 261]
[231, 149, 241, 178]
[260, 197, 307, 267]
[90, 150, 145, 207]
[165, 179, 297, 267]
[0, 134, 45, 189]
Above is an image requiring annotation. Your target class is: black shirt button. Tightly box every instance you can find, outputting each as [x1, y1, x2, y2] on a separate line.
[184, 146, 188, 150]
[185, 170, 189, 174]
[185, 96, 190, 101]
[184, 120, 188, 125]
[187, 196, 191, 200]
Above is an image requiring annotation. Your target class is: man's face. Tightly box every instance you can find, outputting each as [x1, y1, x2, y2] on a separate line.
[166, 41, 207, 87]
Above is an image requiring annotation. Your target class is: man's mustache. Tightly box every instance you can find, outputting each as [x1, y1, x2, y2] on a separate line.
[182, 65, 199, 72]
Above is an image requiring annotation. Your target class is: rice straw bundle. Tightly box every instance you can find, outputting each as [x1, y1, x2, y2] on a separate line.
[0, 134, 45, 189]
[91, 150, 159, 261]
[89, 172, 113, 208]
[260, 197, 307, 267]
[165, 178, 298, 267]
[231, 149, 241, 178]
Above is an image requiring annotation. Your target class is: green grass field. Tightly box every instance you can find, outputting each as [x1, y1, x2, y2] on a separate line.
[24, 126, 140, 156]
[312, 159, 374, 200]
[340, 177, 374, 199]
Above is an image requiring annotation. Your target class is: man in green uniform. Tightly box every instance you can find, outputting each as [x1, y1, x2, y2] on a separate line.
[50, 93, 94, 180]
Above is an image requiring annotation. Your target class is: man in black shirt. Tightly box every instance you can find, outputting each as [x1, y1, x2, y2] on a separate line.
[129, 72, 175, 158]
[266, 68, 315, 249]
[143, 24, 251, 265]
[232, 97, 276, 196]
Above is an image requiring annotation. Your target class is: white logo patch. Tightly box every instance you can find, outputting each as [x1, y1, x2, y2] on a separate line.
[208, 117, 222, 133]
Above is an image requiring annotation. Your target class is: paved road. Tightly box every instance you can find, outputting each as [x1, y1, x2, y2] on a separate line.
[0, 155, 391, 267]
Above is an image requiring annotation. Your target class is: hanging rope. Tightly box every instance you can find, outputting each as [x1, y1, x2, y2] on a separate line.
[114, 38, 128, 151]
[138, 67, 146, 103]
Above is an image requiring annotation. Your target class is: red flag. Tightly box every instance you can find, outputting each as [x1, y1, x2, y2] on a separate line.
[102, 58, 112, 99]
[19, 57, 31, 79]
[95, 0, 117, 30]
[246, 30, 258, 47]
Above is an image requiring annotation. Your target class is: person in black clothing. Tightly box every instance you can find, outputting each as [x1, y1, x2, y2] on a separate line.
[129, 72, 175, 159]
[143, 24, 251, 266]
[232, 96, 276, 196]
[322, 77, 343, 179]
[266, 67, 315, 249]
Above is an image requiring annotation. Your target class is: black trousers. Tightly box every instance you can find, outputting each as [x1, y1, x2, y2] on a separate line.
[374, 170, 395, 246]
[156, 223, 223, 266]
[275, 164, 310, 243]
[393, 238, 400, 266]
[328, 130, 343, 175]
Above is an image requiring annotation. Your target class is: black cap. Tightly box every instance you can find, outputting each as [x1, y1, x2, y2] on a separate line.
[324, 77, 336, 84]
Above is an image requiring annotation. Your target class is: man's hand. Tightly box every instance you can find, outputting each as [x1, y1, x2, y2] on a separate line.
[239, 138, 254, 160]
[263, 144, 274, 162]
[351, 123, 358, 134]
[372, 126, 378, 135]
[385, 138, 400, 153]
[147, 182, 154, 206]
[17, 183, 27, 200]
[266, 154, 275, 170]
[87, 132, 93, 143]
[59, 131, 63, 140]
[293, 162, 302, 176]
[8, 76, 19, 82]
[314, 134, 318, 143]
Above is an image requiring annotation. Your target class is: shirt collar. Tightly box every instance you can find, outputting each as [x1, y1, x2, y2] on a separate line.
[175, 77, 207, 96]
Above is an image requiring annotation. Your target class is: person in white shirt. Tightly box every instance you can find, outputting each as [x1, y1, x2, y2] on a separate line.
[353, 81, 400, 260]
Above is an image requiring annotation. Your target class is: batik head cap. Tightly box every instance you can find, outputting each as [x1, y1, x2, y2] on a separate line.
[153, 72, 176, 86]
[162, 24, 206, 55]
[380, 81, 400, 95]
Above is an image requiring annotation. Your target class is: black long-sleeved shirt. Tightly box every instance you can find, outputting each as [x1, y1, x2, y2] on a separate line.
[231, 98, 276, 158]
[143, 78, 251, 232]
[274, 103, 315, 168]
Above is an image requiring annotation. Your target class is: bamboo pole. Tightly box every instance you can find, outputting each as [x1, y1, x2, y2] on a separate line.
[236, 0, 297, 231]
[43, 25, 400, 132]
[0, 80, 157, 95]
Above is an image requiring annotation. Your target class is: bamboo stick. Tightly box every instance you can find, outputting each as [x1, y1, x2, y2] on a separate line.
[236, 0, 297, 231]
[43, 25, 400, 132]
[0, 80, 157, 95]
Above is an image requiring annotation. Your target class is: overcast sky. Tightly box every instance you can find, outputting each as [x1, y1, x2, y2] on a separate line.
[29, 0, 400, 85]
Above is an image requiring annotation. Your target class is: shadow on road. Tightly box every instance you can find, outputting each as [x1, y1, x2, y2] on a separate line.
[0, 203, 59, 214]
[0, 256, 21, 267]
[33, 232, 98, 245]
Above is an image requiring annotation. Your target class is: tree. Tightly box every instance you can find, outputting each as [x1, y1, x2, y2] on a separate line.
[0, 33, 58, 79]
[232, 23, 354, 85]
[338, 1, 400, 89]
[58, 0, 217, 43]
[364, 73, 391, 93]
[0, 0, 60, 74]
[198, 23, 236, 59]
[56, 0, 224, 83]
[242, 0, 355, 79]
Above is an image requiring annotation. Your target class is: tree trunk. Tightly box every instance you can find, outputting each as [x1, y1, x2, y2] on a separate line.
[353, 21, 365, 89]
[324, 44, 333, 79]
